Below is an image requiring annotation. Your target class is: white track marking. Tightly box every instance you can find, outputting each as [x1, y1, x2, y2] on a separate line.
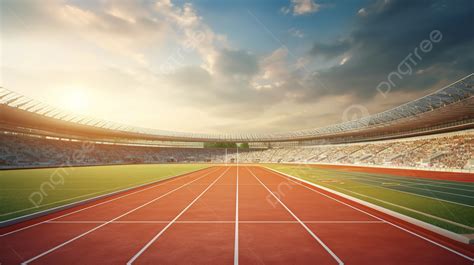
[294, 167, 474, 188]
[270, 168, 474, 227]
[322, 183, 473, 230]
[234, 166, 239, 265]
[20, 168, 222, 265]
[345, 173, 474, 193]
[339, 176, 474, 206]
[1, 168, 214, 219]
[315, 174, 474, 208]
[46, 220, 384, 224]
[127, 167, 230, 265]
[247, 167, 344, 265]
[0, 188, 119, 217]
[0, 167, 217, 237]
[264, 167, 474, 262]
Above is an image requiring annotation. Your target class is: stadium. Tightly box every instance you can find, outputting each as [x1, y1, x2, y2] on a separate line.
[1, 0, 473, 264]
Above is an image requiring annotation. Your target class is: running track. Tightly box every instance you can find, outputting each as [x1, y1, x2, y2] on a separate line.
[0, 166, 473, 264]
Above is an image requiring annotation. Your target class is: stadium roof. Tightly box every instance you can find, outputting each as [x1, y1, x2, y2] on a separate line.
[1, 74, 473, 143]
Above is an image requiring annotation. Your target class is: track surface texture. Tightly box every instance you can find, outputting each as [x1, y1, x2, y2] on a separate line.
[1, 166, 473, 264]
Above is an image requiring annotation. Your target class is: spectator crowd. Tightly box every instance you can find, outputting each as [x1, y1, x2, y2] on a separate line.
[1, 131, 472, 170]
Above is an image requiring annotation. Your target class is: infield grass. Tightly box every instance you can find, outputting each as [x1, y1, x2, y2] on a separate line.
[0, 164, 210, 222]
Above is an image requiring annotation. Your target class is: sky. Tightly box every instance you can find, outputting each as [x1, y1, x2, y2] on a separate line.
[1, 0, 473, 134]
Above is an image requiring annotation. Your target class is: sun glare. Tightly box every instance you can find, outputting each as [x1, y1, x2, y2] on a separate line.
[59, 88, 89, 113]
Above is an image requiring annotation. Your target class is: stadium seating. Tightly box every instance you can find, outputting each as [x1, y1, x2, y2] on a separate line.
[1, 131, 472, 170]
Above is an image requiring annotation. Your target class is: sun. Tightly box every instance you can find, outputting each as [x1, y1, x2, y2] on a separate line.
[59, 88, 90, 113]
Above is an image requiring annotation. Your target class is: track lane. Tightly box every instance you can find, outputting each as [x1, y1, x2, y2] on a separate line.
[125, 166, 236, 264]
[239, 166, 339, 265]
[127, 167, 231, 264]
[258, 167, 474, 264]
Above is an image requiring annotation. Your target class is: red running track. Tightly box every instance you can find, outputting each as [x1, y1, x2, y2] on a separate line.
[0, 165, 473, 264]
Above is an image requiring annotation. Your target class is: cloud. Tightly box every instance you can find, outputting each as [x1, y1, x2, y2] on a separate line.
[215, 49, 259, 78]
[1, 0, 173, 66]
[282, 0, 321, 16]
[153, 0, 230, 73]
[306, 0, 474, 99]
[261, 47, 290, 82]
[357, 8, 368, 17]
[288, 28, 304, 38]
[310, 39, 351, 60]
[164, 46, 295, 120]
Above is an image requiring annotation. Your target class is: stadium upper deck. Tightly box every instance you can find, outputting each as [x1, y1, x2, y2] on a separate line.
[0, 74, 473, 143]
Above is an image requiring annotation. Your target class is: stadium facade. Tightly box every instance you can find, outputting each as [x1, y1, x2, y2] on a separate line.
[1, 74, 473, 171]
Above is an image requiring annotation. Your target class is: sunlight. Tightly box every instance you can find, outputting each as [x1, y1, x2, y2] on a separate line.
[59, 87, 90, 113]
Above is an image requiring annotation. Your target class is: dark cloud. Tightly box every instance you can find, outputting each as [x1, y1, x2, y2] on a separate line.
[164, 48, 287, 119]
[310, 39, 351, 60]
[214, 49, 259, 77]
[308, 0, 474, 99]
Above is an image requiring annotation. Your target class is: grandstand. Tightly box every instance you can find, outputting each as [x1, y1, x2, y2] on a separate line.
[1, 74, 473, 171]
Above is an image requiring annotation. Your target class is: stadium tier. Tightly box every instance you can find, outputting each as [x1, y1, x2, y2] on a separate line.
[1, 74, 473, 171]
[1, 130, 473, 171]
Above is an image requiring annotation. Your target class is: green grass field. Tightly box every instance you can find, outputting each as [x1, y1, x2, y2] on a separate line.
[265, 164, 474, 235]
[0, 164, 209, 222]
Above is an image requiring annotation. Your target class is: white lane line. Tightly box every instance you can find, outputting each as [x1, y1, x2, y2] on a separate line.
[269, 168, 474, 227]
[346, 174, 474, 193]
[0, 167, 214, 220]
[324, 183, 473, 230]
[1, 167, 217, 237]
[46, 220, 385, 224]
[408, 183, 474, 193]
[0, 188, 121, 217]
[288, 169, 474, 207]
[296, 167, 474, 188]
[20, 167, 222, 265]
[343, 177, 474, 206]
[247, 167, 344, 265]
[127, 167, 231, 265]
[264, 167, 474, 262]
[234, 166, 239, 265]
[274, 172, 473, 229]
